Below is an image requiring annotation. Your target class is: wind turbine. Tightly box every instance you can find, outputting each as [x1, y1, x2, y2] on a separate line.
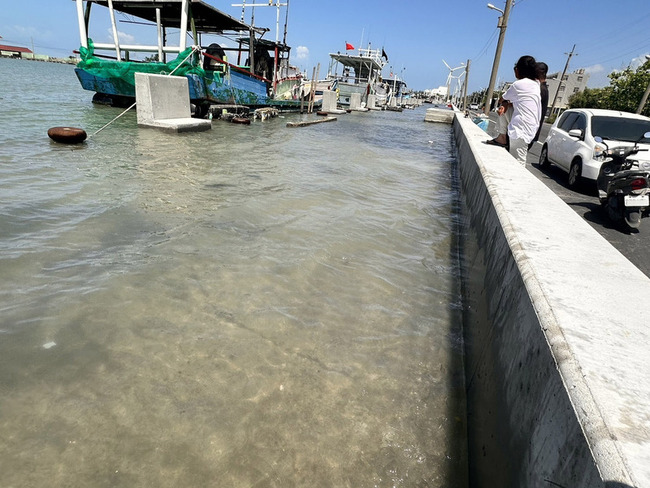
[443, 60, 465, 102]
[451, 70, 466, 104]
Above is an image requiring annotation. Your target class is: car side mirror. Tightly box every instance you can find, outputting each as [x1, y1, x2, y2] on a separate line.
[568, 128, 583, 139]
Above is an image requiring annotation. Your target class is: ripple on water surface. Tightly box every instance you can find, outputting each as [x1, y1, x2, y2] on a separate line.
[0, 58, 467, 488]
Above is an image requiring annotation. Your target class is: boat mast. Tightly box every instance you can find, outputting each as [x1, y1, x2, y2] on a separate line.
[283, 0, 290, 45]
[237, 0, 246, 64]
[156, 8, 164, 62]
[233, 2, 256, 76]
[76, 0, 88, 49]
[107, 0, 122, 60]
[179, 0, 189, 52]
[232, 1, 287, 92]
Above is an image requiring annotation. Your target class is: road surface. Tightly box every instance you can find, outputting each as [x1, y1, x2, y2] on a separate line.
[483, 115, 649, 277]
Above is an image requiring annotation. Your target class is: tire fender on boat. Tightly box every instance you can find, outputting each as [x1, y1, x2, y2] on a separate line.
[47, 127, 88, 144]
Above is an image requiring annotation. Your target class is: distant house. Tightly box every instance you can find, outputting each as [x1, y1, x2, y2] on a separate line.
[0, 44, 34, 59]
[546, 68, 590, 115]
[425, 86, 448, 100]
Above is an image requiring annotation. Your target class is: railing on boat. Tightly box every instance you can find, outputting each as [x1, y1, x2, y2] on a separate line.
[354, 48, 383, 64]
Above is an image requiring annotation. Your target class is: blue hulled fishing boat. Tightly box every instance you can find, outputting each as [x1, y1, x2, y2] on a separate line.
[73, 0, 309, 116]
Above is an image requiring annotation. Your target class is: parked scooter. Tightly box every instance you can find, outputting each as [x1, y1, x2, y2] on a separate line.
[596, 131, 650, 230]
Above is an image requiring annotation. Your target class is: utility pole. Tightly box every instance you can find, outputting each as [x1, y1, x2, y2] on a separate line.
[483, 0, 514, 115]
[462, 59, 471, 111]
[548, 44, 576, 120]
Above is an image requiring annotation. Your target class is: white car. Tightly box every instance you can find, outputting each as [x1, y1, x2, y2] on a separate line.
[469, 103, 479, 110]
[539, 108, 650, 188]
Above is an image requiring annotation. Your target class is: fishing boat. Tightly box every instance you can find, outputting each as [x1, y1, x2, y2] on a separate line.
[380, 76, 407, 106]
[73, 0, 309, 116]
[323, 45, 388, 107]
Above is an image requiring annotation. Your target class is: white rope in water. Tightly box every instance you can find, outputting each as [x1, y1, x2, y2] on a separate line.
[89, 46, 202, 138]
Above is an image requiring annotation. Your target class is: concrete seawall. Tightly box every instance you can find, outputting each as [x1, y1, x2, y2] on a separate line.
[452, 114, 650, 487]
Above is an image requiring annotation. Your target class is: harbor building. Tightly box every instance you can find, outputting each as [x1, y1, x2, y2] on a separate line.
[0, 43, 33, 59]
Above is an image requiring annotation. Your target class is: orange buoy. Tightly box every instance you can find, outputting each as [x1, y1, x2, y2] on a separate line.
[47, 127, 87, 144]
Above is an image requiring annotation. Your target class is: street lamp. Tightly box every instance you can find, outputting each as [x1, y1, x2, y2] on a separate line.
[487, 3, 503, 14]
[636, 54, 650, 115]
[483, 0, 514, 115]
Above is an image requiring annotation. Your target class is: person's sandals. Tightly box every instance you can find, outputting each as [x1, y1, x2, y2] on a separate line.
[485, 138, 507, 147]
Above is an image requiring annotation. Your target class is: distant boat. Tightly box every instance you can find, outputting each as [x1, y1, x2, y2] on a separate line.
[380, 77, 408, 105]
[72, 0, 310, 116]
[322, 46, 387, 107]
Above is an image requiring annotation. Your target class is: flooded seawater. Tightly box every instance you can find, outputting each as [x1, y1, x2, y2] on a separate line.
[0, 58, 467, 487]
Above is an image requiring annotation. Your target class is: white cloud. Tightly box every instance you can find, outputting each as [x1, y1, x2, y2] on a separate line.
[295, 45, 309, 60]
[585, 64, 605, 75]
[584, 64, 610, 88]
[585, 54, 650, 88]
[630, 53, 650, 70]
[108, 28, 135, 44]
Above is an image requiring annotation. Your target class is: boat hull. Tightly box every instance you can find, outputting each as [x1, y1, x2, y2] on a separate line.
[75, 63, 307, 110]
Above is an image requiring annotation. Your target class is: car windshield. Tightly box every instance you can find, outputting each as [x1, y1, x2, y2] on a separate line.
[590, 116, 650, 143]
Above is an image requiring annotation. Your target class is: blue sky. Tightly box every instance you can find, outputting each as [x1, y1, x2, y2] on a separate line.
[1, 0, 649, 92]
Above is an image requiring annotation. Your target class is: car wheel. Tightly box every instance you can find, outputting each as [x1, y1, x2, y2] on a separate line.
[539, 145, 550, 167]
[568, 159, 582, 188]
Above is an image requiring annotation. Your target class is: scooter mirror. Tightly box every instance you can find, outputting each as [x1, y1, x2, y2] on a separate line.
[594, 136, 603, 143]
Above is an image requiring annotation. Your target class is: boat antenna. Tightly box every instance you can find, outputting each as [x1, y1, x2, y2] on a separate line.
[282, 0, 290, 45]
[239, 0, 246, 21]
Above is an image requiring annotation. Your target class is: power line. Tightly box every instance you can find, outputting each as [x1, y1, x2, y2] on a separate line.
[569, 12, 650, 67]
[472, 28, 499, 63]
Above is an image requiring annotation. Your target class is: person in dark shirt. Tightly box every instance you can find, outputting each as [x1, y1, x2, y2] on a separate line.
[529, 62, 549, 149]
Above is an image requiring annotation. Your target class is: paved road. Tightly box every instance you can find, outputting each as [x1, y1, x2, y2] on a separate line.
[484, 116, 649, 277]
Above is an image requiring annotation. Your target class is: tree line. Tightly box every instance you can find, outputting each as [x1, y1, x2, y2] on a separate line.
[568, 59, 650, 117]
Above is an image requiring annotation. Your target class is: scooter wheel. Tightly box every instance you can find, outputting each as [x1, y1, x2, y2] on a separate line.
[624, 210, 641, 229]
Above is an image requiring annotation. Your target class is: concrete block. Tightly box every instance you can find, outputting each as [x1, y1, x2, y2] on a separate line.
[322, 90, 337, 112]
[424, 107, 455, 124]
[367, 94, 380, 110]
[349, 93, 368, 112]
[135, 73, 211, 132]
[350, 93, 361, 110]
[321, 89, 346, 114]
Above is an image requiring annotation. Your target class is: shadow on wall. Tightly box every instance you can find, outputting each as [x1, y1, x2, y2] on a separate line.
[545, 481, 637, 488]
